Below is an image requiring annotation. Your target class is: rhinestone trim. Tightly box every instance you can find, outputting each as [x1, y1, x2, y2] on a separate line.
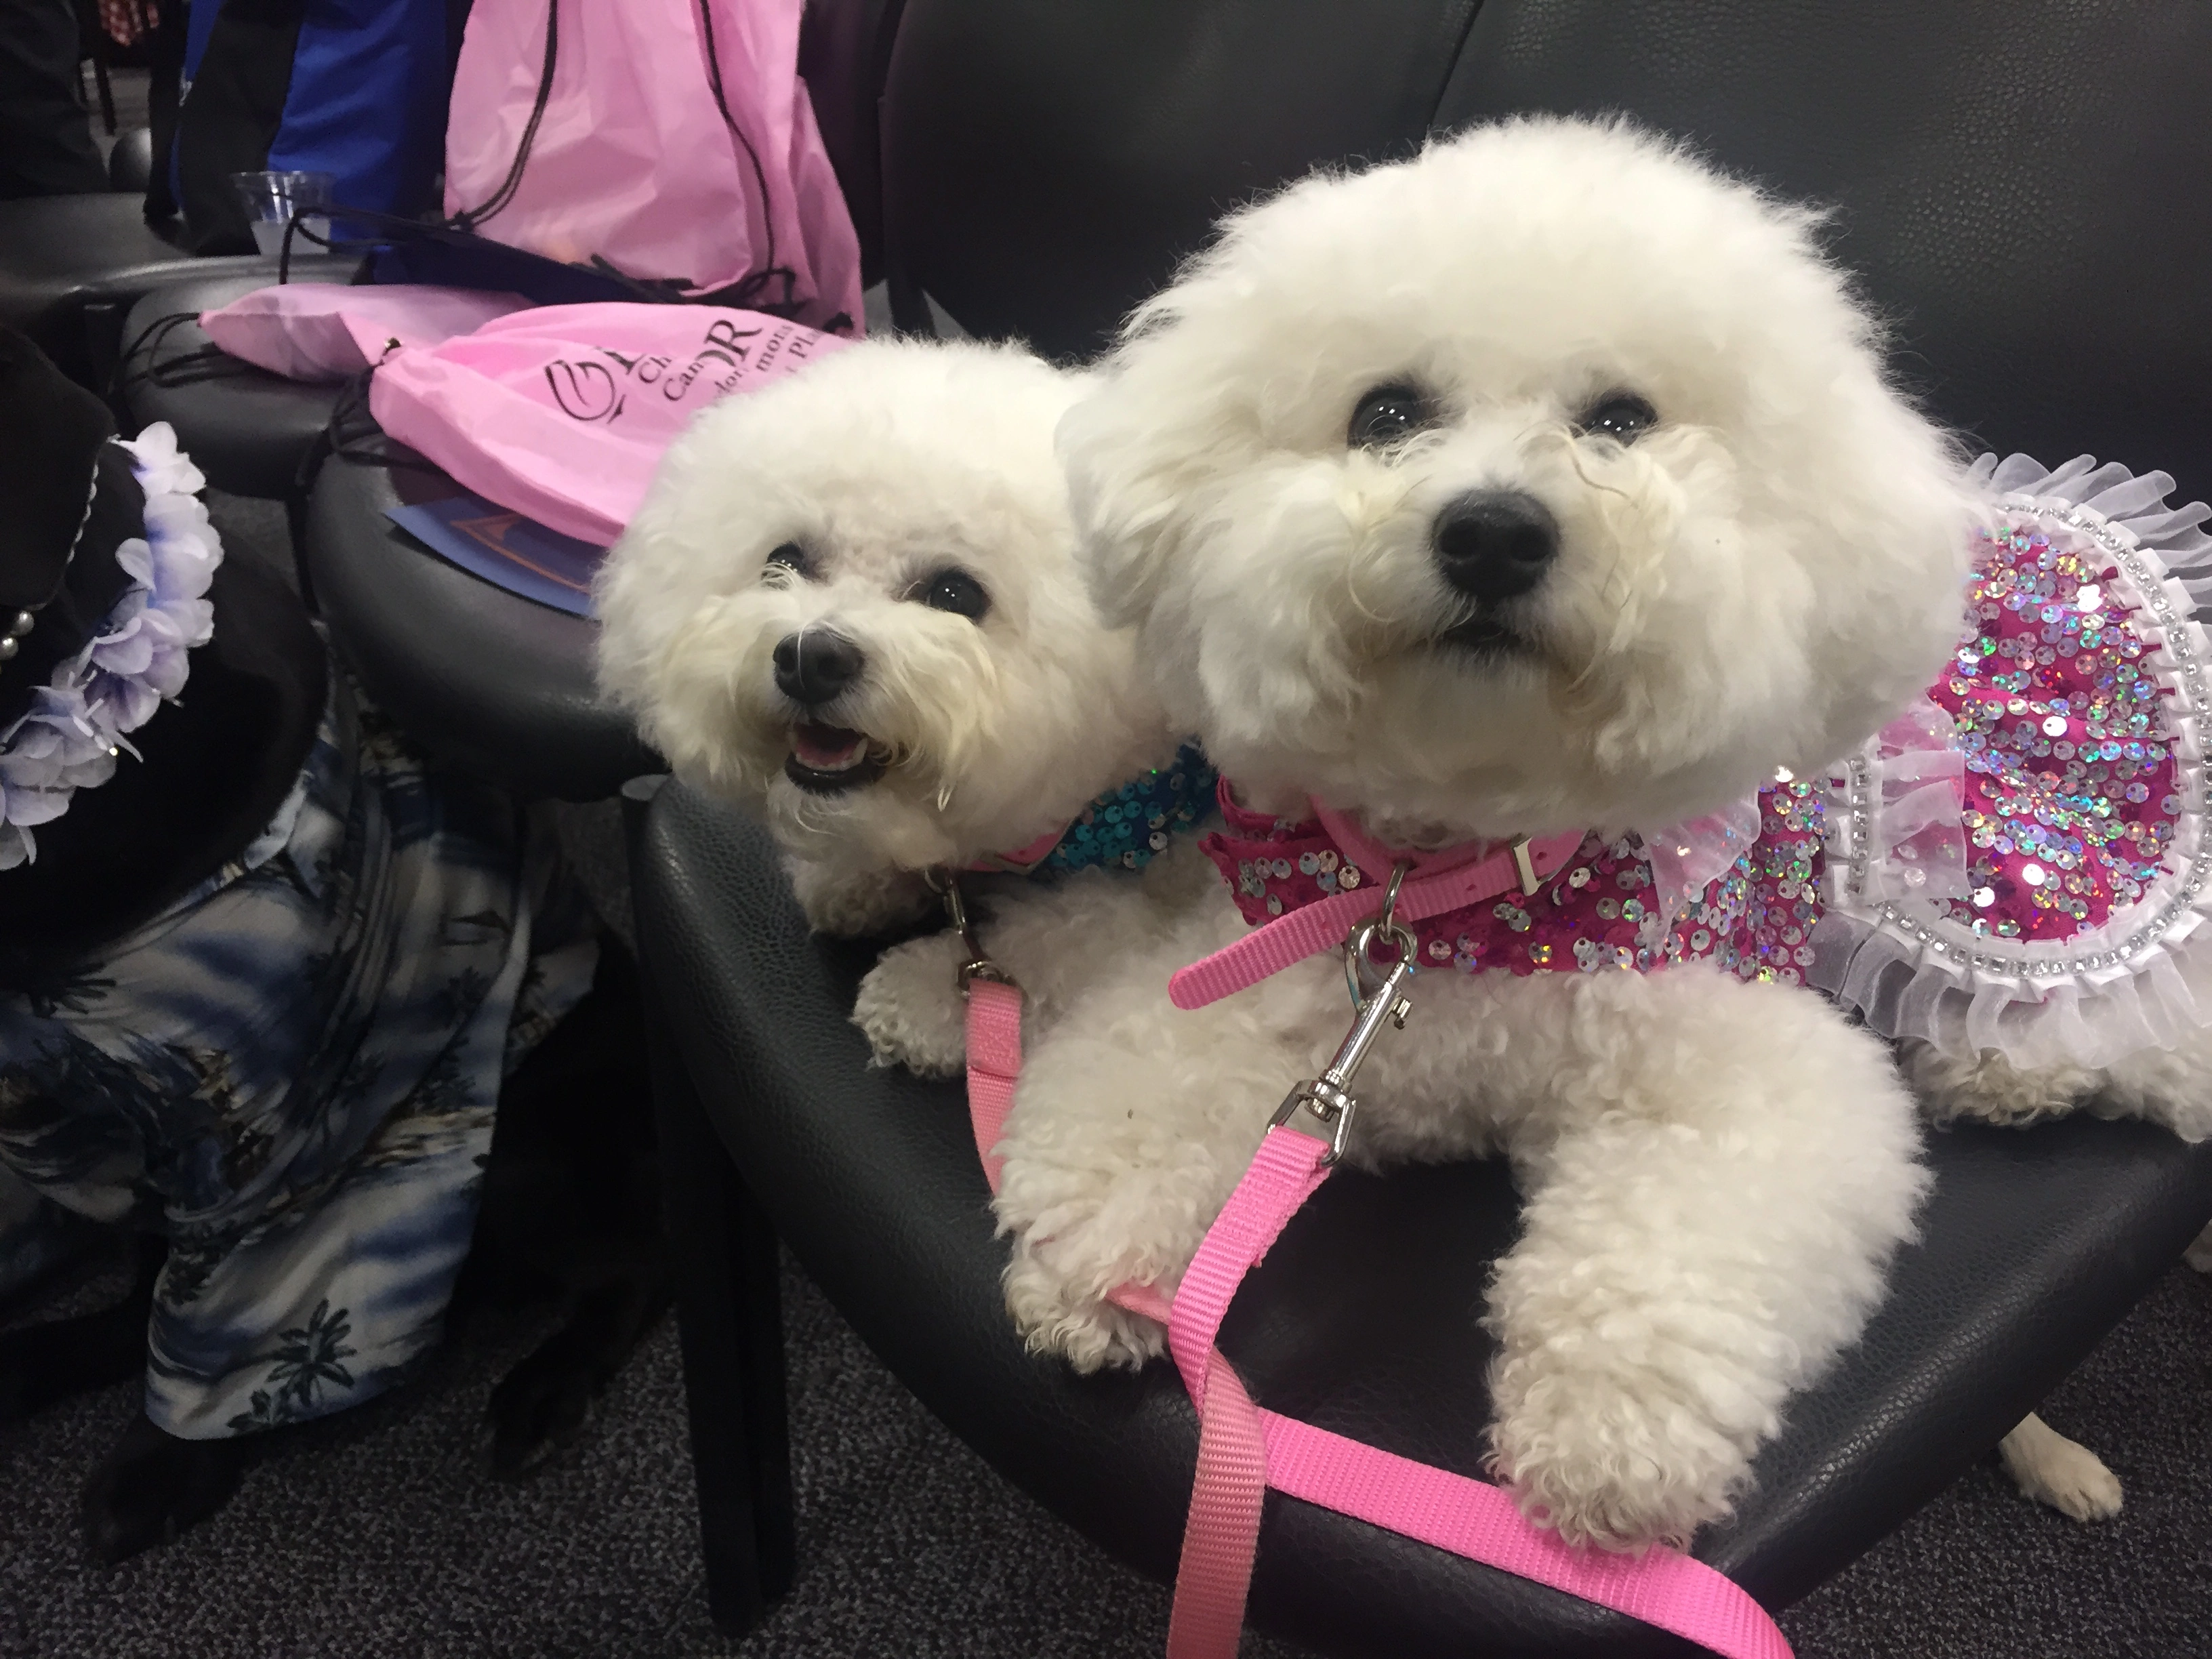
[1828, 497, 2209, 987]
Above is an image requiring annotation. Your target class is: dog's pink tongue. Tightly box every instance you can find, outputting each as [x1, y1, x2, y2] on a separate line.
[792, 723, 865, 769]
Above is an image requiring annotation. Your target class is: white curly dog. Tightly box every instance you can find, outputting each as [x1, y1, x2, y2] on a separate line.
[594, 336, 1212, 1072]
[983, 116, 1989, 1554]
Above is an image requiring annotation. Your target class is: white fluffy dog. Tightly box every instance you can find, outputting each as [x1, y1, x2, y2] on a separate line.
[994, 117, 1979, 1553]
[594, 337, 1210, 1071]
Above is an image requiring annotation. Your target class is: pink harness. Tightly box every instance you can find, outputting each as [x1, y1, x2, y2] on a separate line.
[954, 831, 1793, 1659]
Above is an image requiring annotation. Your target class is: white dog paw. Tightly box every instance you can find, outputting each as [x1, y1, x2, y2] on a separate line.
[1486, 1374, 1743, 1552]
[790, 857, 935, 939]
[2186, 1221, 2212, 1275]
[1002, 1256, 1166, 1374]
[851, 931, 970, 1076]
[1999, 1414, 2123, 1521]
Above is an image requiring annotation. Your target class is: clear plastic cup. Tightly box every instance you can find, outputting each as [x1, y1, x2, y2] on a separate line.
[228, 170, 335, 255]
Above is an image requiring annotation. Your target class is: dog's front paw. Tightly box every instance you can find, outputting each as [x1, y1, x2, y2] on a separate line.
[1002, 1254, 1165, 1374]
[788, 857, 935, 939]
[1487, 1370, 1743, 1552]
[2187, 1221, 2212, 1275]
[852, 931, 970, 1076]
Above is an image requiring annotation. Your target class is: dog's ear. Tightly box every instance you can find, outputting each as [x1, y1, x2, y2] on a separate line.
[1056, 370, 1200, 633]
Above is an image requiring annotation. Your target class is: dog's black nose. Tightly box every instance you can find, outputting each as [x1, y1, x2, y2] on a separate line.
[1431, 490, 1559, 602]
[772, 630, 865, 706]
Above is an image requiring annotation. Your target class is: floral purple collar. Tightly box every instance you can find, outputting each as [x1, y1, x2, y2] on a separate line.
[0, 425, 221, 869]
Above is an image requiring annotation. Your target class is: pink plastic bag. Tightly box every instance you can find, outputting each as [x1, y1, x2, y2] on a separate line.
[367, 302, 848, 546]
[443, 0, 862, 335]
[199, 285, 533, 382]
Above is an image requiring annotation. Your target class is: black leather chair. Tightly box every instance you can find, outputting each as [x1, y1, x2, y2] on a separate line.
[630, 0, 2212, 1653]
[304, 442, 657, 801]
[878, 0, 1483, 355]
[119, 270, 356, 500]
[798, 0, 910, 289]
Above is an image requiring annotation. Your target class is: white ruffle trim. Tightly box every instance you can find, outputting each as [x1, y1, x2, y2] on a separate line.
[0, 424, 221, 870]
[1808, 453, 2212, 1069]
[1642, 795, 1763, 929]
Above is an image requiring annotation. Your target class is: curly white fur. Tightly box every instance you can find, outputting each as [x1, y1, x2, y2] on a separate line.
[596, 337, 1183, 945]
[1001, 117, 1979, 1551]
[1062, 121, 1974, 841]
[1904, 1031, 2212, 1143]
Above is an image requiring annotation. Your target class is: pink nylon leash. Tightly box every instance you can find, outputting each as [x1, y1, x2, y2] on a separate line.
[956, 893, 1793, 1659]
[970, 980, 1277, 1659]
[1151, 1129, 1331, 1659]
[1156, 1128, 1792, 1659]
[964, 977, 1023, 1192]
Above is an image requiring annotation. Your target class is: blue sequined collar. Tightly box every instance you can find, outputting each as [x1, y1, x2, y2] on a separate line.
[972, 743, 1216, 876]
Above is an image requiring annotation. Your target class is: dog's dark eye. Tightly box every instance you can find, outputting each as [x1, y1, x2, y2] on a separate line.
[762, 541, 812, 580]
[1348, 383, 1437, 450]
[1575, 393, 1658, 444]
[914, 567, 990, 621]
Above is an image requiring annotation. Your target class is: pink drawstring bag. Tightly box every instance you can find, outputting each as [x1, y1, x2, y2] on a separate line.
[443, 0, 863, 335]
[199, 285, 534, 382]
[367, 302, 849, 545]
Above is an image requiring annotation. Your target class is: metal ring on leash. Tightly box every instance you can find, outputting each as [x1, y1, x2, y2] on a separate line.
[1345, 862, 1418, 1008]
[927, 865, 1012, 991]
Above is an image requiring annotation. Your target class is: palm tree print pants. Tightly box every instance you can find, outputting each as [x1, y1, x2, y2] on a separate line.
[0, 679, 598, 1437]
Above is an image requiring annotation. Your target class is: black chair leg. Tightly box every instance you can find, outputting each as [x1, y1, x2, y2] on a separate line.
[626, 776, 796, 1635]
[92, 50, 114, 135]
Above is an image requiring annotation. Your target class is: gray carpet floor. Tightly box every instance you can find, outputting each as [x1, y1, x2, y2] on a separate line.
[4, 497, 2210, 1658]
[4, 1234, 2209, 1659]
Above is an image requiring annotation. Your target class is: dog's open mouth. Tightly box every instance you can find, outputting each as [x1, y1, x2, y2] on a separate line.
[784, 722, 888, 793]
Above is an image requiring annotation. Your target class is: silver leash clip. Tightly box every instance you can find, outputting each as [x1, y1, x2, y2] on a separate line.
[1273, 865, 1416, 1165]
[928, 867, 1012, 994]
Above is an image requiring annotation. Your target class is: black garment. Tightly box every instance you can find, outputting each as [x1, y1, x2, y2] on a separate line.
[143, 0, 186, 221]
[0, 329, 116, 643]
[0, 0, 108, 199]
[172, 0, 304, 253]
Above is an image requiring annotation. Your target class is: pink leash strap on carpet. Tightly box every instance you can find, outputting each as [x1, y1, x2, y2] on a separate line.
[954, 888, 1793, 1659]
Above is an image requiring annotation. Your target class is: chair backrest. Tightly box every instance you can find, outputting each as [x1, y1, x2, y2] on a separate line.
[798, 0, 911, 289]
[878, 0, 1482, 360]
[879, 0, 2211, 504]
[1432, 0, 2212, 504]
